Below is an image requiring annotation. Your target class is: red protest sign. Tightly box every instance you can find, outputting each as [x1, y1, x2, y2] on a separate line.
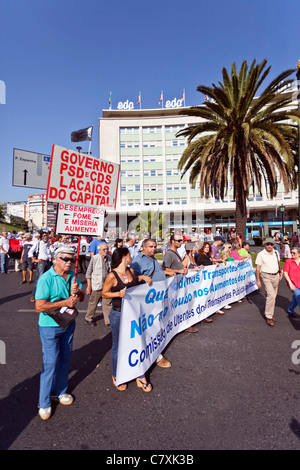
[46, 145, 120, 209]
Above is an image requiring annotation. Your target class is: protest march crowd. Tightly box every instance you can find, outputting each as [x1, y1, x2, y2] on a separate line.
[1, 227, 300, 420]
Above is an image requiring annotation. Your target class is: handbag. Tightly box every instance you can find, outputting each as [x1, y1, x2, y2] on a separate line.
[47, 277, 79, 328]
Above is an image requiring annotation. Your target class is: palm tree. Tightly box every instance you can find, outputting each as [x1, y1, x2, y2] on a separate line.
[134, 210, 166, 239]
[177, 59, 300, 239]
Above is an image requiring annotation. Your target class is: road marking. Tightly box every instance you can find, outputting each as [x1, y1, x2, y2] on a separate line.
[18, 309, 87, 313]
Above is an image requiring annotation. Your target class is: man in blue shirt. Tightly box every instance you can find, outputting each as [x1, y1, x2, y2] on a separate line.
[131, 238, 176, 368]
[88, 236, 106, 257]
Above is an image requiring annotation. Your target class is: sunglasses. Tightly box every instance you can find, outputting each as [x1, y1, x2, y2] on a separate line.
[175, 239, 183, 243]
[265, 243, 274, 246]
[59, 257, 74, 263]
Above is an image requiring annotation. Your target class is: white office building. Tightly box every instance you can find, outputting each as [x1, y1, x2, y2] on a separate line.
[99, 97, 298, 238]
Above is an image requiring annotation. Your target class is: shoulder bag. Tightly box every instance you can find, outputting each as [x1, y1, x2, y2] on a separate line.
[47, 277, 79, 328]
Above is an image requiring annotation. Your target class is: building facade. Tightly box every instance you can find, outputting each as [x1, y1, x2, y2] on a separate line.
[25, 194, 57, 230]
[99, 104, 298, 239]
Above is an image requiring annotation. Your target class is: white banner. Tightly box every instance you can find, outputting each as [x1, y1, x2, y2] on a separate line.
[46, 145, 120, 209]
[116, 260, 257, 385]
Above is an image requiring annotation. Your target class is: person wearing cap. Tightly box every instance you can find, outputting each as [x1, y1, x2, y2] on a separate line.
[255, 238, 282, 326]
[20, 233, 34, 284]
[35, 245, 84, 420]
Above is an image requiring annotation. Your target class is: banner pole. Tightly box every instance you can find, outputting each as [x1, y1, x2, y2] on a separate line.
[74, 236, 81, 285]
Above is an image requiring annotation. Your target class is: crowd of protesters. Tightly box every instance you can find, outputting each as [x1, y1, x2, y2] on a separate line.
[1, 226, 300, 420]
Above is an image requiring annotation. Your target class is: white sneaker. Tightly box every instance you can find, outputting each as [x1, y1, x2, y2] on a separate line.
[38, 407, 51, 420]
[223, 305, 232, 309]
[52, 393, 73, 405]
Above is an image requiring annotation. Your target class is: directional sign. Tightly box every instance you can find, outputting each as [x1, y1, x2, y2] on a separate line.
[56, 203, 105, 236]
[13, 148, 51, 189]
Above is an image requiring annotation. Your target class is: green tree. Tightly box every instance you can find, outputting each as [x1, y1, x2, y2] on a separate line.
[177, 59, 300, 239]
[133, 210, 166, 238]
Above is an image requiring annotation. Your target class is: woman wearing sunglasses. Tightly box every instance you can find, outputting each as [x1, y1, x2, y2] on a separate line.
[283, 247, 300, 318]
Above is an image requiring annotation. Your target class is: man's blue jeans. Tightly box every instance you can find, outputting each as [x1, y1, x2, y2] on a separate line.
[38, 321, 75, 408]
[0, 252, 9, 273]
[288, 287, 300, 314]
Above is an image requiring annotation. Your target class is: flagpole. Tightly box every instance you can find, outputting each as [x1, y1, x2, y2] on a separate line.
[140, 91, 141, 109]
[183, 88, 185, 107]
[88, 140, 91, 155]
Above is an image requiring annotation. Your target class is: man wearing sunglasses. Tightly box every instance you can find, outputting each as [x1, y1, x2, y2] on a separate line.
[255, 238, 282, 326]
[163, 234, 198, 333]
[35, 246, 84, 420]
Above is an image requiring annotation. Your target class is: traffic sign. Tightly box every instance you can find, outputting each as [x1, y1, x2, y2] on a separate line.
[13, 148, 51, 189]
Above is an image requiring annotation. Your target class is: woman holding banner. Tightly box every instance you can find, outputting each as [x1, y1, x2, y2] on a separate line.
[195, 242, 229, 315]
[102, 247, 153, 392]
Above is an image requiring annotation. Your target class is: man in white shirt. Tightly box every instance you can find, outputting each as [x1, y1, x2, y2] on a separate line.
[0, 231, 10, 273]
[28, 231, 54, 302]
[255, 238, 282, 326]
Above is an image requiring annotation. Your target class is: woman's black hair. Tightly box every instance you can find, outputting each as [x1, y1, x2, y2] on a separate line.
[114, 238, 123, 247]
[111, 247, 129, 269]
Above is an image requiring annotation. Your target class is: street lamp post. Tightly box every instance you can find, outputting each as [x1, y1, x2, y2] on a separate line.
[280, 204, 285, 236]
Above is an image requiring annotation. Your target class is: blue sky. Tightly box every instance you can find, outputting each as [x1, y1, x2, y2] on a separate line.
[0, 0, 299, 203]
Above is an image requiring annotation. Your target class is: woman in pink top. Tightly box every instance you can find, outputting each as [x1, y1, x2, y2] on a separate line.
[230, 241, 244, 260]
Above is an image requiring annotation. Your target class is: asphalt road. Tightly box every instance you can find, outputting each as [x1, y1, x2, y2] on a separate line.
[0, 261, 300, 452]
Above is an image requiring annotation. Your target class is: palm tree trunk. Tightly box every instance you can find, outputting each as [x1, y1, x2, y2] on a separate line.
[234, 177, 247, 241]
[235, 202, 247, 241]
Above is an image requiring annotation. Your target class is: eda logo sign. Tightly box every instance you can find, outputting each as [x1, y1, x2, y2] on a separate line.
[117, 100, 134, 110]
[165, 97, 183, 109]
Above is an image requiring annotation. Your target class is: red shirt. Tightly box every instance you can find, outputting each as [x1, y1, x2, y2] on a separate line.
[283, 258, 300, 289]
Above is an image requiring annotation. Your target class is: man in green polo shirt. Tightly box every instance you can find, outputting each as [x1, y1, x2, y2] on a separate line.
[35, 246, 84, 420]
